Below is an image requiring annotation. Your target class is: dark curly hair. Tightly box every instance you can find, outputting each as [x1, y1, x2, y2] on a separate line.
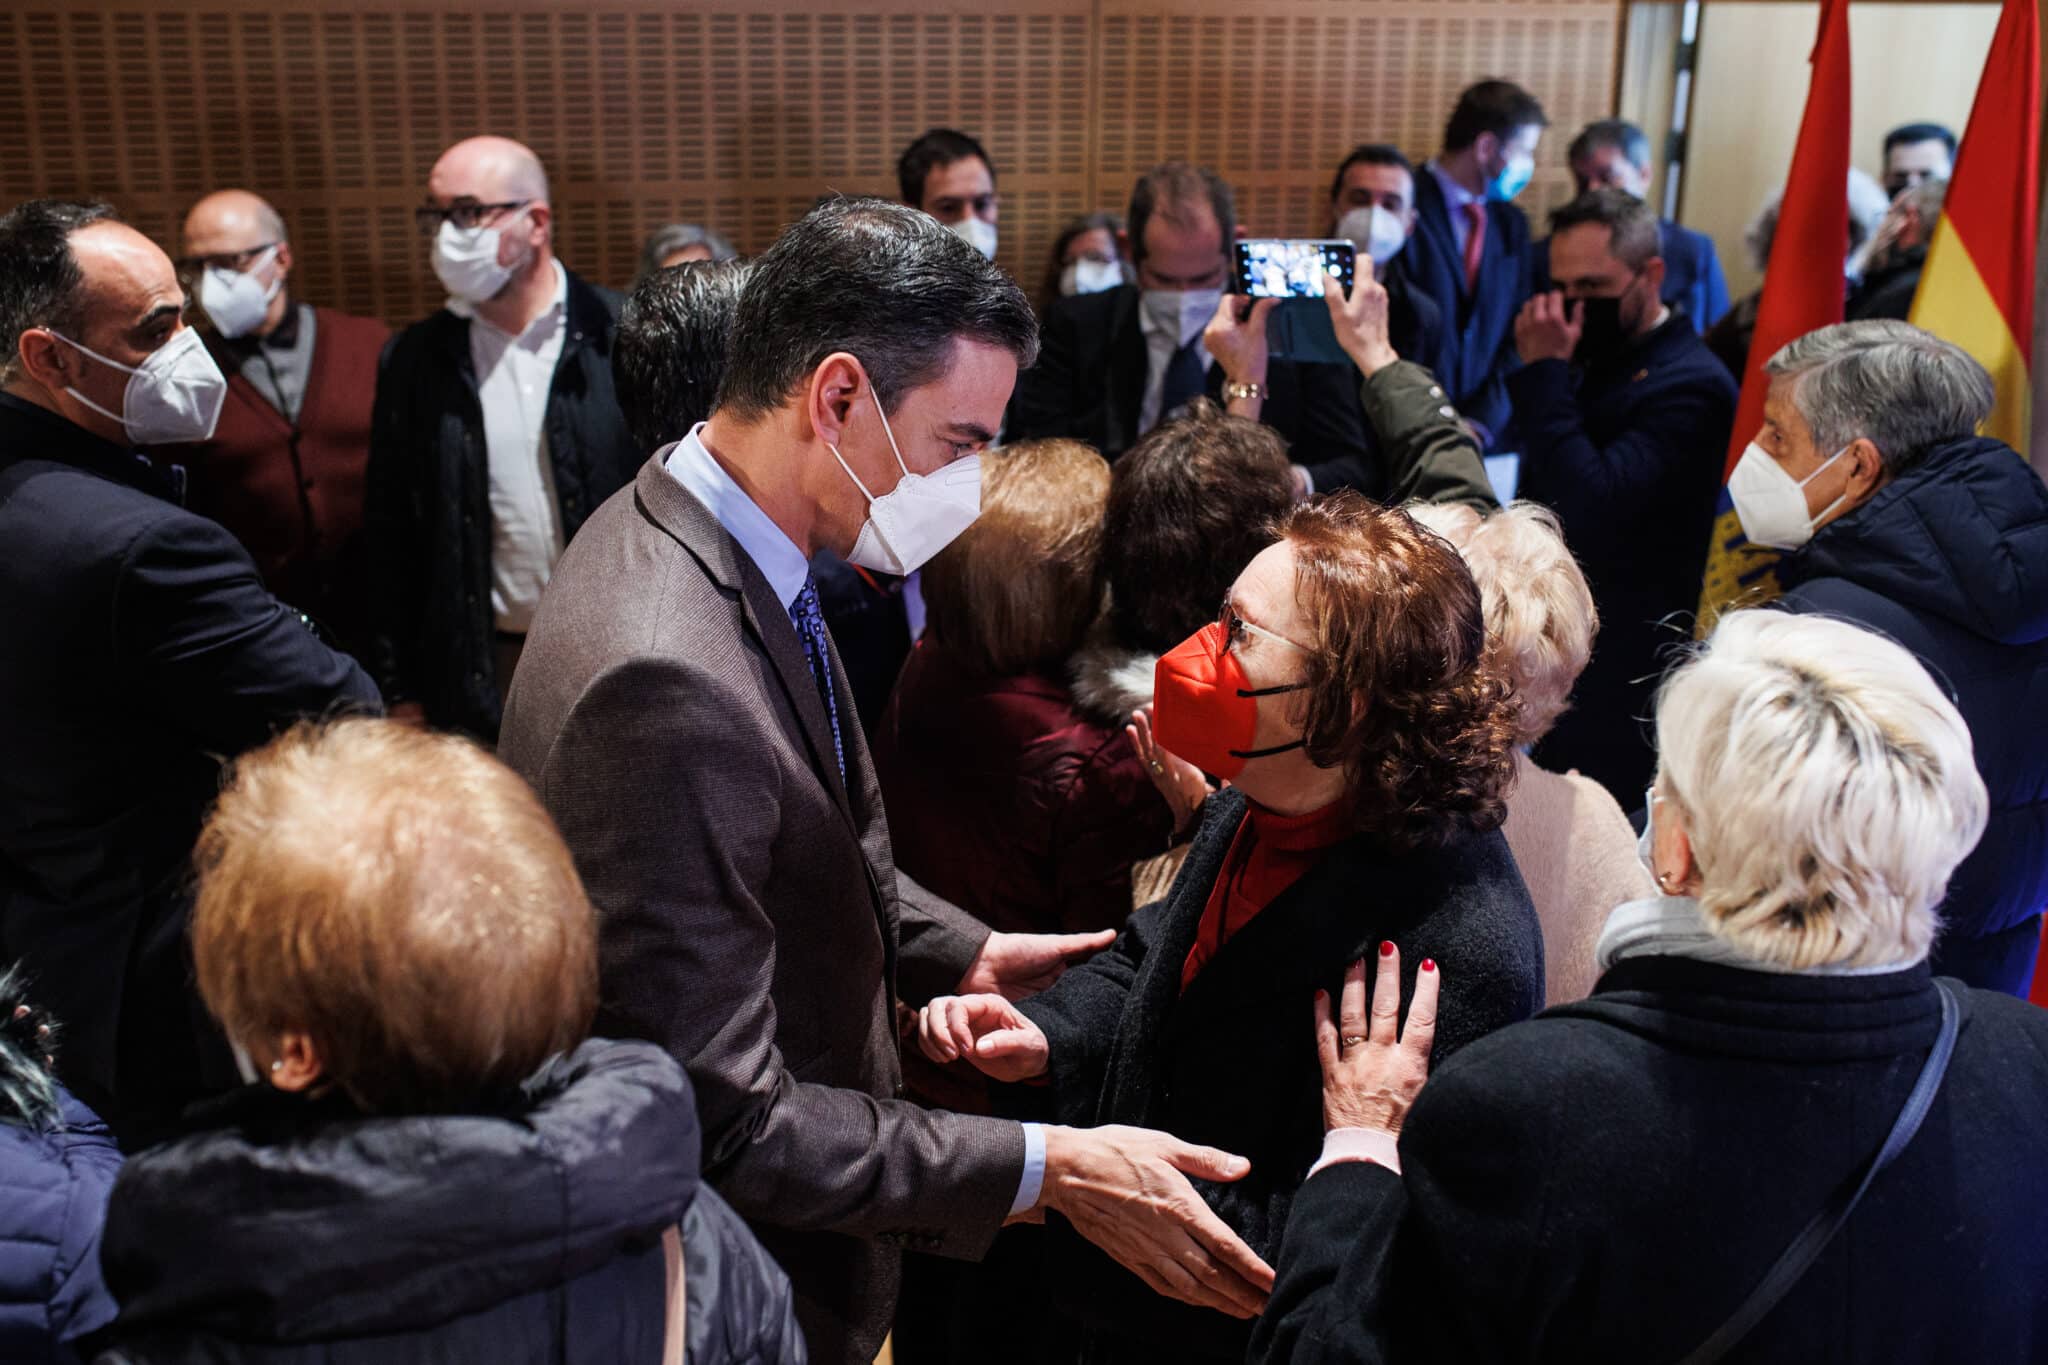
[1279, 493, 1520, 849]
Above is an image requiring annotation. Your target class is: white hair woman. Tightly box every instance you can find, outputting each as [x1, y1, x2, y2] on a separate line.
[1254, 609, 2048, 1364]
[1408, 500, 1653, 1002]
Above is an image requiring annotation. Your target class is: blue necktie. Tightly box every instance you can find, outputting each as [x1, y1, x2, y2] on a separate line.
[1160, 338, 1208, 418]
[788, 575, 846, 782]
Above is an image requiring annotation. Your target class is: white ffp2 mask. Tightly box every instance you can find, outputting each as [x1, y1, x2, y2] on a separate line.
[946, 216, 999, 259]
[827, 387, 983, 575]
[1336, 205, 1408, 268]
[433, 212, 529, 304]
[1728, 441, 1853, 551]
[199, 246, 282, 339]
[49, 325, 227, 445]
[1061, 257, 1123, 296]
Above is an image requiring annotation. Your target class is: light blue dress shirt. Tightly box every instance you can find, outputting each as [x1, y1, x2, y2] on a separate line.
[662, 424, 1046, 1217]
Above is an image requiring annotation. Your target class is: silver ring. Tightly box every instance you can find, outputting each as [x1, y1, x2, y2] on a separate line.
[1341, 1035, 1367, 1048]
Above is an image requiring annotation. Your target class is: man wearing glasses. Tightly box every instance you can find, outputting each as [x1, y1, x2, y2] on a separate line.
[365, 135, 640, 739]
[162, 189, 391, 657]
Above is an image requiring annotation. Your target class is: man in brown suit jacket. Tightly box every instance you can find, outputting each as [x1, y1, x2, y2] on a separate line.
[500, 199, 1273, 1365]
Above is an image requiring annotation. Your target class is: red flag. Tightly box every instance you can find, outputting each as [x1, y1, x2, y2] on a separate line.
[1696, 0, 1851, 628]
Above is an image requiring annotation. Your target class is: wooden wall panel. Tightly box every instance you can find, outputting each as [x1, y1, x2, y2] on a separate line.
[7, 0, 1618, 325]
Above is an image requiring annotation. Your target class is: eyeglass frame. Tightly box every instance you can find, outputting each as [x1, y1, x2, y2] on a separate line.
[172, 241, 280, 277]
[413, 199, 533, 236]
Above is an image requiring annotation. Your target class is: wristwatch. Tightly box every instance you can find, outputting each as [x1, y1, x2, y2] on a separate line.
[1222, 380, 1268, 403]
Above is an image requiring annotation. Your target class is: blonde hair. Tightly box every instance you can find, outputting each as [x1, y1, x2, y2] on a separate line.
[192, 718, 598, 1114]
[1407, 500, 1596, 746]
[922, 438, 1111, 675]
[1654, 610, 1987, 971]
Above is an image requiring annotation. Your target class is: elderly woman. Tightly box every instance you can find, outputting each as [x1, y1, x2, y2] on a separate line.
[94, 719, 800, 1365]
[636, 222, 739, 280]
[875, 438, 1164, 936]
[1258, 610, 2048, 1364]
[1408, 500, 1652, 1002]
[919, 493, 1542, 1361]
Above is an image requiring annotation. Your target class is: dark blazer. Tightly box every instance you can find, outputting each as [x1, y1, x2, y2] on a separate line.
[1847, 245, 1928, 322]
[0, 395, 379, 1146]
[1018, 788, 1543, 1361]
[363, 266, 641, 740]
[1252, 958, 2048, 1365]
[1511, 313, 1738, 801]
[1405, 168, 1535, 449]
[1779, 434, 2048, 995]
[98, 1040, 705, 1365]
[1005, 285, 1376, 485]
[1535, 218, 1733, 334]
[497, 456, 1025, 1365]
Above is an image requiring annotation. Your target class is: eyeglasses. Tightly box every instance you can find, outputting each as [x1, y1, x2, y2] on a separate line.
[173, 242, 278, 276]
[414, 200, 531, 235]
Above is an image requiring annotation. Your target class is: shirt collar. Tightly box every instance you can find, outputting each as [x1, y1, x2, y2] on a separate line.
[447, 258, 568, 337]
[662, 423, 812, 609]
[1427, 160, 1483, 213]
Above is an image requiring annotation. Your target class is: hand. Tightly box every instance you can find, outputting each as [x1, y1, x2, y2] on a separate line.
[1324, 254, 1399, 378]
[1126, 703, 1210, 836]
[387, 701, 427, 727]
[1315, 943, 1439, 1136]
[1039, 1124, 1275, 1318]
[916, 993, 1051, 1082]
[1202, 294, 1276, 389]
[958, 929, 1115, 1001]
[1513, 290, 1581, 364]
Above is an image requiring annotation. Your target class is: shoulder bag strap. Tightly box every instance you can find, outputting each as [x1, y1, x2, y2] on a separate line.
[1676, 980, 1961, 1365]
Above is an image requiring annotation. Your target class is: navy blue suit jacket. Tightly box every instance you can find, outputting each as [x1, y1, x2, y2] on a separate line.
[1509, 315, 1736, 801]
[1405, 168, 1535, 451]
[1535, 218, 1732, 333]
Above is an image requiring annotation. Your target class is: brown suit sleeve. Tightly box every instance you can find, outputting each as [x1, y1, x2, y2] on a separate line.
[541, 656, 1024, 1259]
[892, 870, 991, 1007]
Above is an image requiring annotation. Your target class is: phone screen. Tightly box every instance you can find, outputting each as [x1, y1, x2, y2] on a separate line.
[1233, 238, 1357, 299]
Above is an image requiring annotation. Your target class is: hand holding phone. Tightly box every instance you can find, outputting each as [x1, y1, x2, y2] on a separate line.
[1232, 239, 1357, 299]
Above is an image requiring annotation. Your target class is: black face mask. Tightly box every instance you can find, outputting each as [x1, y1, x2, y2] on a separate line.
[1572, 283, 1638, 367]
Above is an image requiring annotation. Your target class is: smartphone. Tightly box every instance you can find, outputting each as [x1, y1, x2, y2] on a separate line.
[1232, 238, 1357, 300]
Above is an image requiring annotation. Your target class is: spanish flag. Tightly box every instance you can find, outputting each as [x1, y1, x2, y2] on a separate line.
[1908, 0, 2039, 457]
[1695, 0, 1850, 631]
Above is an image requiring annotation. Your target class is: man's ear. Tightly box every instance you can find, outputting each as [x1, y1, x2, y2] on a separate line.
[525, 202, 552, 249]
[273, 241, 294, 280]
[1641, 256, 1667, 298]
[1472, 130, 1501, 169]
[805, 352, 867, 450]
[1845, 437, 1888, 496]
[15, 329, 74, 394]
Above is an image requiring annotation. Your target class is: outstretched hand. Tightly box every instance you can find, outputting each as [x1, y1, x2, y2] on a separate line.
[1323, 253, 1400, 379]
[1314, 942, 1439, 1136]
[1127, 703, 1210, 836]
[917, 993, 1052, 1083]
[958, 928, 1116, 1001]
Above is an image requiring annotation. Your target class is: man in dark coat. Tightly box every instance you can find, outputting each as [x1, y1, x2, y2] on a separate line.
[365, 135, 640, 741]
[1006, 161, 1375, 491]
[1405, 79, 1550, 450]
[0, 200, 378, 1146]
[1744, 320, 2048, 995]
[1510, 189, 1737, 802]
[498, 198, 1275, 1365]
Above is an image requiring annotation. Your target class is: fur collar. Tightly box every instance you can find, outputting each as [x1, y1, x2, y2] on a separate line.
[1069, 634, 1157, 728]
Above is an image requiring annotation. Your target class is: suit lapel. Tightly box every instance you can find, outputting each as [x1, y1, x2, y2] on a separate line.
[631, 457, 859, 828]
[1109, 288, 1149, 454]
[1411, 171, 1464, 301]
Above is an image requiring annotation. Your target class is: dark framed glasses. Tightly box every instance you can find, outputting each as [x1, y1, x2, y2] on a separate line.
[414, 200, 531, 235]
[173, 241, 278, 276]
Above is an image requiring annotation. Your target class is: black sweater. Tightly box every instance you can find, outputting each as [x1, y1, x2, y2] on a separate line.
[1019, 788, 1543, 1361]
[1253, 957, 2048, 1365]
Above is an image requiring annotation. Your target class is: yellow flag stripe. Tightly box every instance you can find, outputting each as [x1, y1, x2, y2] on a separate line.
[1909, 219, 2033, 456]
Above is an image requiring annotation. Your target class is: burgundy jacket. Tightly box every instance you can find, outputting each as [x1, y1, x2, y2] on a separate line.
[165, 306, 389, 655]
[873, 639, 1173, 938]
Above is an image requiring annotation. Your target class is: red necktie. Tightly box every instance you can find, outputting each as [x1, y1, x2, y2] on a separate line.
[1462, 202, 1487, 293]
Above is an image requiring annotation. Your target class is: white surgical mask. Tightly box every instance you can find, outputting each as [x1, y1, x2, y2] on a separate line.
[1336, 205, 1408, 267]
[198, 246, 282, 339]
[1728, 440, 1853, 551]
[827, 383, 983, 575]
[1636, 785, 1658, 874]
[946, 215, 999, 259]
[433, 211, 529, 304]
[1140, 286, 1222, 348]
[48, 325, 227, 445]
[1061, 257, 1124, 296]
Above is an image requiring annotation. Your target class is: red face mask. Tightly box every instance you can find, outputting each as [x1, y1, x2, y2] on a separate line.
[1152, 620, 1309, 780]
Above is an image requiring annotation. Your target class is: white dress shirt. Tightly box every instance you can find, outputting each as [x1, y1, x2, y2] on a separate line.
[1137, 299, 1213, 439]
[1426, 160, 1487, 260]
[661, 422, 1045, 1217]
[453, 259, 568, 634]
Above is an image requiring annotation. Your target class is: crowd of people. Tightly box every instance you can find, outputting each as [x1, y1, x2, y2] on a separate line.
[1, 73, 2044, 1365]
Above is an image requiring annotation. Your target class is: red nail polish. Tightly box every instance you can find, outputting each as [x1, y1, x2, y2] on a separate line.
[1422, 959, 1437, 973]
[1379, 941, 1395, 957]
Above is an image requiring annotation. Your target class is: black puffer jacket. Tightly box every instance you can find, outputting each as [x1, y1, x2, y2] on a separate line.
[96, 1039, 801, 1365]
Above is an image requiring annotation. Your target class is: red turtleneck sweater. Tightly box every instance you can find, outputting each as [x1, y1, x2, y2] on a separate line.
[1181, 798, 1353, 990]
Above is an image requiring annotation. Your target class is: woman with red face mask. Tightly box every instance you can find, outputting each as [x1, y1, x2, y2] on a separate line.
[914, 493, 1543, 1363]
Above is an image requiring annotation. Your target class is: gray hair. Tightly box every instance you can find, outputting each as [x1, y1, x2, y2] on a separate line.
[1744, 167, 1892, 272]
[1764, 319, 1994, 473]
[638, 223, 738, 278]
[1547, 188, 1662, 271]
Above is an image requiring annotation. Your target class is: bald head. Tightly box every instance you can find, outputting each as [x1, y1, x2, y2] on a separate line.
[430, 136, 551, 207]
[182, 189, 287, 258]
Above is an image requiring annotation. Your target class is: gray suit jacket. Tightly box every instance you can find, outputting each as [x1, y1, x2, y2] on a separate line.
[499, 455, 1025, 1365]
